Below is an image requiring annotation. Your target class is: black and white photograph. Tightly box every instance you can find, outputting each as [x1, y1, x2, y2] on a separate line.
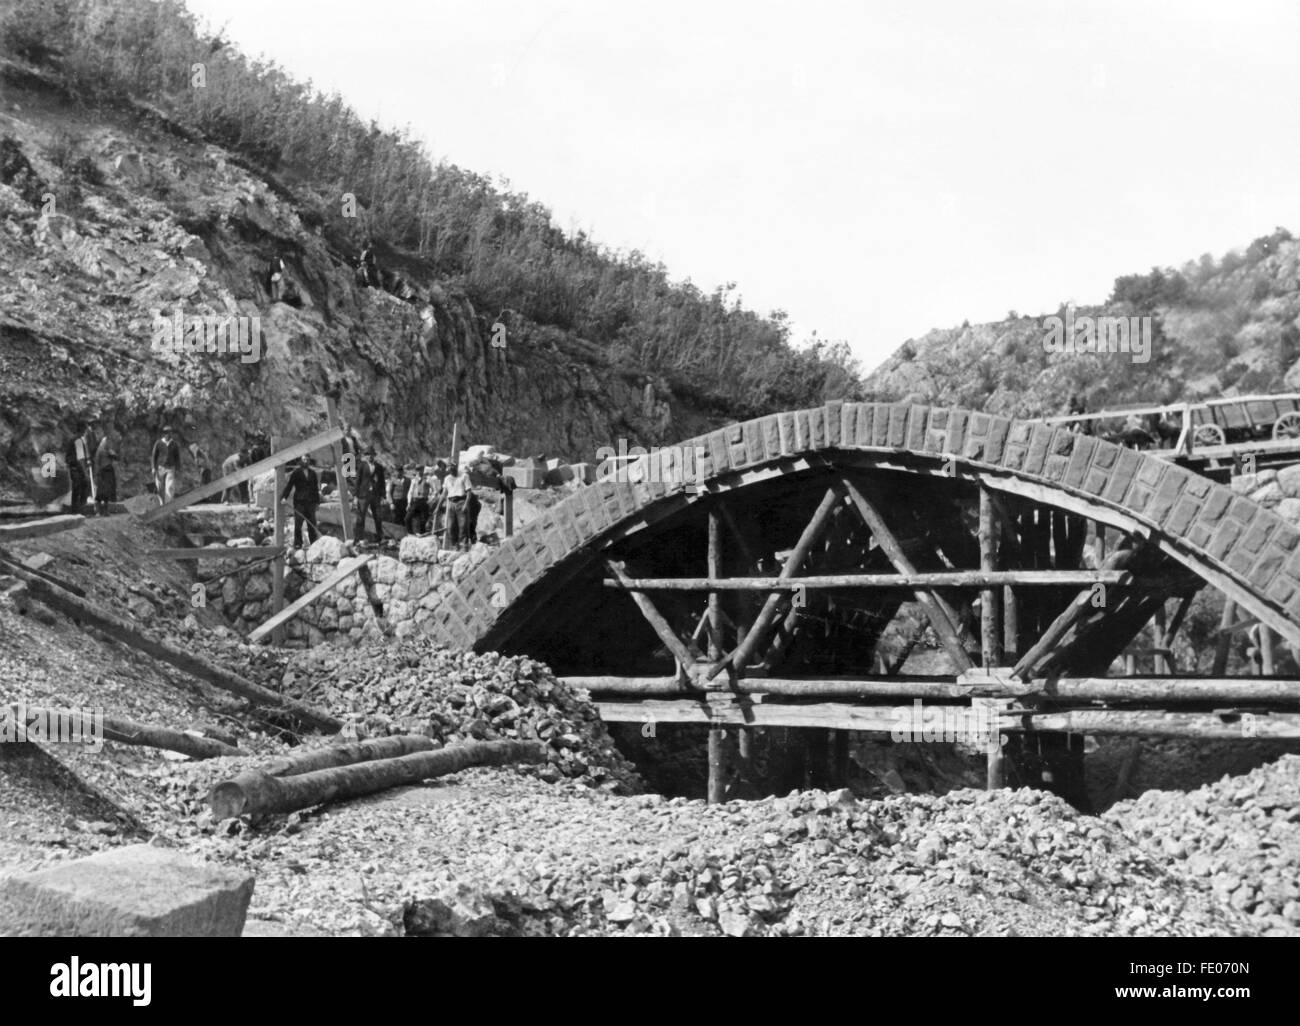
[0, 0, 1292, 1003]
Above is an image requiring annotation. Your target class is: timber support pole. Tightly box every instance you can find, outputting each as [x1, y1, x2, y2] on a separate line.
[271, 435, 286, 645]
[325, 396, 353, 544]
[979, 484, 1004, 788]
[706, 506, 732, 802]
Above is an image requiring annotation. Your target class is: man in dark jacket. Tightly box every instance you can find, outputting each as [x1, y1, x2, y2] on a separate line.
[353, 446, 387, 545]
[150, 425, 182, 506]
[388, 463, 410, 526]
[281, 454, 321, 549]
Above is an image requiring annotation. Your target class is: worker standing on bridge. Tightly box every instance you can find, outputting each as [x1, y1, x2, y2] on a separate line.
[281, 454, 321, 550]
[388, 463, 410, 527]
[445, 463, 472, 550]
[463, 479, 481, 547]
[405, 465, 432, 535]
[353, 446, 387, 546]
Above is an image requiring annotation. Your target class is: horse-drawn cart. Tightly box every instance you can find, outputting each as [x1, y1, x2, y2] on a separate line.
[1187, 394, 1300, 447]
[1039, 392, 1300, 455]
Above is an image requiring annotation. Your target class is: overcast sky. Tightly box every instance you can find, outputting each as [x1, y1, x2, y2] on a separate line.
[184, 0, 1300, 373]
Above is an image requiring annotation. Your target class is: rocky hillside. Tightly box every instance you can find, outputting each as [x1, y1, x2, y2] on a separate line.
[0, 63, 712, 501]
[867, 228, 1300, 416]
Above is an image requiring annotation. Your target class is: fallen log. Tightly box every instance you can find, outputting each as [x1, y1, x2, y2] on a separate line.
[101, 719, 243, 759]
[3, 704, 242, 759]
[209, 740, 546, 819]
[20, 576, 341, 734]
[226, 734, 436, 786]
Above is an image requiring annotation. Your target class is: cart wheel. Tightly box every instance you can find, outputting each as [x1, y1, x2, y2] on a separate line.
[1273, 412, 1300, 440]
[1193, 424, 1225, 448]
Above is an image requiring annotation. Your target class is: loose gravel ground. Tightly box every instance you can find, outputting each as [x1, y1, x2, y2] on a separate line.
[162, 764, 1286, 938]
[3, 519, 1298, 938]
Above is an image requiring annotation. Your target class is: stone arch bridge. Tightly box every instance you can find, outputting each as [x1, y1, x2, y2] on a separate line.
[429, 401, 1300, 801]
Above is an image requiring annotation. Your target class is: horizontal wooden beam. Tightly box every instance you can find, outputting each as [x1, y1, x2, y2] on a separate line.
[141, 426, 345, 523]
[594, 699, 902, 731]
[147, 546, 284, 561]
[1156, 437, 1300, 461]
[606, 559, 704, 668]
[571, 673, 1300, 705]
[1018, 709, 1300, 739]
[595, 699, 1300, 737]
[0, 514, 84, 541]
[601, 570, 1192, 591]
[247, 555, 373, 644]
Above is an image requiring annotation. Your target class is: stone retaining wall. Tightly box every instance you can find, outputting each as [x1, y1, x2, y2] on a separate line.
[208, 534, 493, 647]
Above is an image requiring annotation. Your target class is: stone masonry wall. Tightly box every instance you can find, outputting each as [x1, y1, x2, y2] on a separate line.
[207, 534, 493, 647]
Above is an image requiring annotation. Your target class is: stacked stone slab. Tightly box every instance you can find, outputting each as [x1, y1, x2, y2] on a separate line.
[0, 844, 253, 936]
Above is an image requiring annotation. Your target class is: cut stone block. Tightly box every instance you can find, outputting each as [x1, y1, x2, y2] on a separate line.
[0, 844, 254, 937]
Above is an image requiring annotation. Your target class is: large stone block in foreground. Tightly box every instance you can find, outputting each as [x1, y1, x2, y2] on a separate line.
[0, 844, 254, 937]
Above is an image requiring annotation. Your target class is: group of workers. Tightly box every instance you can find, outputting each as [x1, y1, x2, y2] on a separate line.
[65, 422, 494, 556]
[63, 420, 119, 518]
[278, 448, 488, 552]
[63, 420, 186, 517]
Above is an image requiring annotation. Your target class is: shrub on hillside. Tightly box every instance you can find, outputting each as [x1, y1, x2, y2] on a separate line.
[0, 0, 862, 416]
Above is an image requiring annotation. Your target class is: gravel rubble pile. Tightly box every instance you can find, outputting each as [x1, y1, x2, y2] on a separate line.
[177, 764, 1268, 937]
[275, 637, 642, 793]
[1105, 754, 1300, 936]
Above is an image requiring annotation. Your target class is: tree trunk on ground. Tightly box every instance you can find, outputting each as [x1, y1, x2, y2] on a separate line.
[4, 704, 242, 759]
[235, 734, 436, 782]
[209, 740, 547, 819]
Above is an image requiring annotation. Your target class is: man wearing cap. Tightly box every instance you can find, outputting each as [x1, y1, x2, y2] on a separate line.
[353, 446, 387, 546]
[281, 454, 321, 549]
[150, 425, 183, 506]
